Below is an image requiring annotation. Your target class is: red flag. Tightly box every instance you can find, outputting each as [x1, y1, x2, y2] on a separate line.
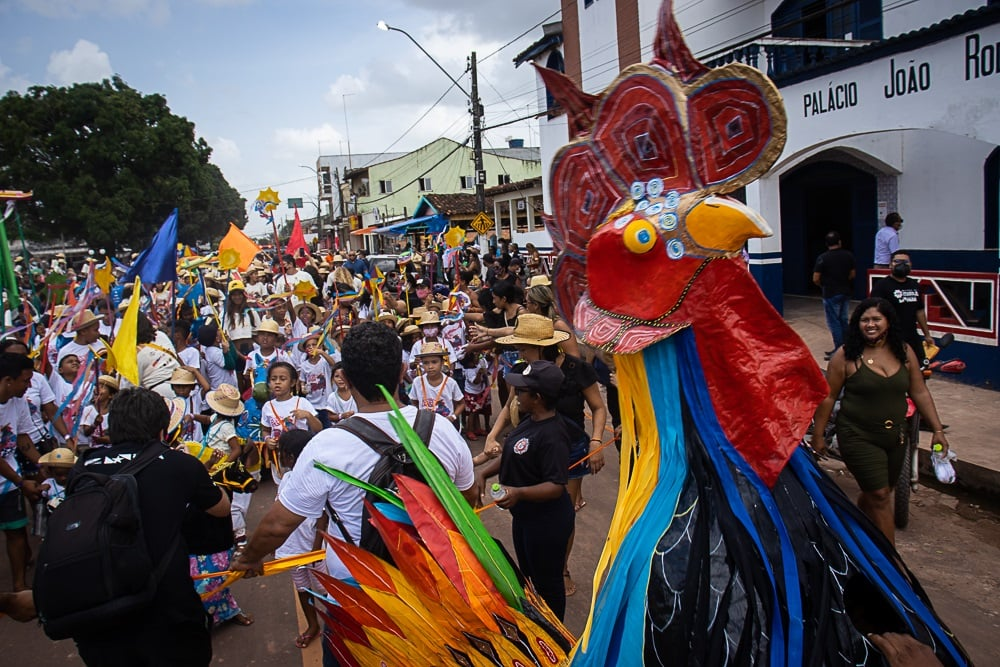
[285, 209, 310, 267]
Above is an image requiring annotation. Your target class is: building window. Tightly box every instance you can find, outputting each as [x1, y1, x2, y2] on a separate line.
[584, 0, 597, 7]
[418, 177, 432, 191]
[378, 180, 393, 194]
[515, 200, 529, 233]
[497, 174, 511, 186]
[460, 175, 474, 189]
[529, 195, 545, 231]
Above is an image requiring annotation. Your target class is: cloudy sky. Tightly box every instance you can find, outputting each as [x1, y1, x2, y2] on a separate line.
[0, 0, 560, 237]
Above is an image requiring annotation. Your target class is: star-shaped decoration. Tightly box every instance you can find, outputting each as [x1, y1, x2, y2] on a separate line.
[444, 225, 466, 249]
[255, 187, 281, 212]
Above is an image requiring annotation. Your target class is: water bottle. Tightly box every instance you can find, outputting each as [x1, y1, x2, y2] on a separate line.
[490, 483, 507, 509]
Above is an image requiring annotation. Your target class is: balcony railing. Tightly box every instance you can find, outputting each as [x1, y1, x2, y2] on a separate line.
[704, 37, 875, 80]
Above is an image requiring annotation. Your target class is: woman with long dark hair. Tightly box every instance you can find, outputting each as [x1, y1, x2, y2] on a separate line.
[811, 297, 948, 545]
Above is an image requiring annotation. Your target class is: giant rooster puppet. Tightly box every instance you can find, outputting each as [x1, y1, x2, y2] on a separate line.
[309, 2, 969, 665]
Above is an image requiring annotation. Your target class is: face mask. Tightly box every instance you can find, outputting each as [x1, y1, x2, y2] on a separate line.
[422, 326, 440, 337]
[892, 263, 911, 278]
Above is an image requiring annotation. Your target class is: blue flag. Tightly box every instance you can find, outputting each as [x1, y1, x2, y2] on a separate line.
[125, 209, 178, 284]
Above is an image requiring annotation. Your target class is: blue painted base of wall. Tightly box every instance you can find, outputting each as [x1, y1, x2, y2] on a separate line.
[750, 262, 784, 315]
[934, 340, 997, 390]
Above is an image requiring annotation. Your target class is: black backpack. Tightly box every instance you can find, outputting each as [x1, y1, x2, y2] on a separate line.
[328, 410, 435, 562]
[33, 443, 179, 640]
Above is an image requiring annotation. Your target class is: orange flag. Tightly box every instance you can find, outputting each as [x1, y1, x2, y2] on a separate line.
[218, 222, 261, 271]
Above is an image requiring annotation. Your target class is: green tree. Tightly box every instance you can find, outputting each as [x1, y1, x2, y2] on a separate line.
[0, 76, 246, 252]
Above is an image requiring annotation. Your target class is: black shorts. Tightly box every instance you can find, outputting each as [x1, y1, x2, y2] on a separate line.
[0, 489, 28, 531]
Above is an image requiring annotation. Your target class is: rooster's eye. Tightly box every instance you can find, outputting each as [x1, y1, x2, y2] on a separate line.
[623, 219, 657, 254]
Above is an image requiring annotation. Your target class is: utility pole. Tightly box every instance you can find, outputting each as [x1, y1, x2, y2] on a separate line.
[470, 52, 486, 214]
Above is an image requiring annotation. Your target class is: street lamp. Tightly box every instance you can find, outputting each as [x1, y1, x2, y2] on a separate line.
[376, 21, 470, 97]
[377, 20, 486, 215]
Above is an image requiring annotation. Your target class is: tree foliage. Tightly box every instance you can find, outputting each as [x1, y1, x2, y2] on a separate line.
[0, 76, 246, 252]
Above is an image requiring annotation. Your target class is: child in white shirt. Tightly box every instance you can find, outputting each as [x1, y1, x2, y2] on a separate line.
[324, 363, 357, 424]
[408, 343, 464, 428]
[80, 374, 119, 448]
[297, 331, 337, 424]
[261, 362, 321, 479]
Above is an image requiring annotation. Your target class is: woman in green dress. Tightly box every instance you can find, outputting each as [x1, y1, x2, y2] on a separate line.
[811, 297, 948, 546]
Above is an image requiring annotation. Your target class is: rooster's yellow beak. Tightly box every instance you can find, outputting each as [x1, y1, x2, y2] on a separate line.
[685, 195, 772, 255]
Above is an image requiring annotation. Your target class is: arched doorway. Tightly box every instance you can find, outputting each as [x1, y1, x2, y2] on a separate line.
[779, 160, 877, 298]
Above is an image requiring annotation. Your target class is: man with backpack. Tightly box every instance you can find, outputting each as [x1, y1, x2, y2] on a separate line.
[233, 322, 476, 663]
[34, 387, 230, 666]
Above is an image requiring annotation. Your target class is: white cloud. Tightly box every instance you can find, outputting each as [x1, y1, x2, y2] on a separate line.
[210, 136, 241, 164]
[46, 39, 113, 85]
[0, 59, 33, 93]
[271, 123, 345, 160]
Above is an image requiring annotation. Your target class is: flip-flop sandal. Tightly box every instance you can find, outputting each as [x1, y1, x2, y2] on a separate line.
[563, 572, 577, 597]
[295, 632, 318, 648]
[231, 612, 255, 626]
[466, 432, 479, 440]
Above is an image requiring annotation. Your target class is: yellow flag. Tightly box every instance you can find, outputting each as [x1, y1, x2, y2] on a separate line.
[218, 222, 261, 271]
[93, 260, 115, 295]
[107, 278, 141, 386]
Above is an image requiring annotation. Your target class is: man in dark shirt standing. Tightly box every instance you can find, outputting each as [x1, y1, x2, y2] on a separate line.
[870, 249, 934, 367]
[812, 231, 856, 360]
[69, 388, 230, 667]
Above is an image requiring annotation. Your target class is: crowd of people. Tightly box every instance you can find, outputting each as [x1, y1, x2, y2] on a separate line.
[0, 238, 617, 665]
[0, 231, 952, 666]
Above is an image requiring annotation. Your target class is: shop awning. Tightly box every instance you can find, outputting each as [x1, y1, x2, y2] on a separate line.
[373, 214, 448, 235]
[349, 226, 380, 235]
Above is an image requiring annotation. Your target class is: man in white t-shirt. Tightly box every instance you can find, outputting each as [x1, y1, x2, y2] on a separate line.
[0, 353, 43, 592]
[272, 253, 317, 307]
[56, 310, 107, 367]
[234, 322, 477, 582]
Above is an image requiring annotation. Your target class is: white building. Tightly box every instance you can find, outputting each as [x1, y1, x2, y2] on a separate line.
[520, 1, 1000, 386]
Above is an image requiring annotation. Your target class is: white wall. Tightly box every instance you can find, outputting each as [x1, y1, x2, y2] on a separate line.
[780, 20, 1000, 153]
[895, 129, 992, 249]
[577, 0, 624, 91]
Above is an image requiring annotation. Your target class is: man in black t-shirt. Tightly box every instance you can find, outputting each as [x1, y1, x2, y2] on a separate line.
[69, 388, 230, 667]
[812, 231, 856, 360]
[870, 249, 934, 366]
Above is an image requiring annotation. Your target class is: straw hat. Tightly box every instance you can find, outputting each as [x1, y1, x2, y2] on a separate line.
[206, 384, 245, 417]
[165, 397, 186, 435]
[97, 374, 119, 391]
[38, 447, 77, 468]
[376, 310, 398, 323]
[401, 324, 421, 337]
[298, 326, 322, 351]
[169, 367, 197, 385]
[496, 313, 570, 346]
[415, 341, 448, 358]
[253, 318, 282, 335]
[228, 279, 246, 292]
[528, 274, 552, 288]
[295, 302, 322, 321]
[411, 306, 428, 321]
[418, 311, 441, 326]
[332, 254, 345, 263]
[205, 287, 221, 300]
[70, 310, 100, 332]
